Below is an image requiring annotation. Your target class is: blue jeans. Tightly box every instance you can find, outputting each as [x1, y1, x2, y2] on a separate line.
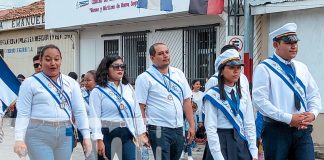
[98, 127, 135, 160]
[262, 121, 314, 160]
[148, 125, 184, 160]
[25, 122, 73, 160]
[184, 131, 195, 156]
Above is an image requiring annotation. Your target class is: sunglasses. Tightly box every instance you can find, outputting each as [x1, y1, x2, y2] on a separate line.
[110, 63, 126, 70]
[33, 63, 41, 68]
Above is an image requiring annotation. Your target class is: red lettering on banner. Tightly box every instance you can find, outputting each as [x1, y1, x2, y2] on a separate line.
[90, 8, 99, 12]
[121, 3, 129, 7]
[92, 0, 102, 4]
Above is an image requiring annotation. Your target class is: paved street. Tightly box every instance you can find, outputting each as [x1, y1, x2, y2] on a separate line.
[0, 118, 204, 160]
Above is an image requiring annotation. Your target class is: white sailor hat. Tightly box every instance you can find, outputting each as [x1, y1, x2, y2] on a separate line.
[269, 23, 299, 42]
[214, 49, 244, 71]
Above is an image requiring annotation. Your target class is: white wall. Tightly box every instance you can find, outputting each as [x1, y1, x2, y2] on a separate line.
[79, 15, 226, 74]
[267, 7, 324, 112]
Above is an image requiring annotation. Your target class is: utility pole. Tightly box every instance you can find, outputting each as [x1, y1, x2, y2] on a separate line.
[243, 0, 254, 83]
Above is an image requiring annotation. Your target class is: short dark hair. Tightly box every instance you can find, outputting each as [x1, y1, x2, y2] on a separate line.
[68, 72, 78, 80]
[96, 55, 129, 87]
[40, 44, 62, 58]
[220, 44, 239, 54]
[17, 74, 25, 79]
[191, 79, 200, 89]
[33, 54, 40, 62]
[86, 70, 96, 81]
[149, 43, 166, 56]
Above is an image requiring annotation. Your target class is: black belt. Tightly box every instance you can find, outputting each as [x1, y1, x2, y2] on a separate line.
[263, 117, 291, 127]
[30, 119, 71, 127]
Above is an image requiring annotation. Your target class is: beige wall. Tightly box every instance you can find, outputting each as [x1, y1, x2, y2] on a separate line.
[0, 28, 77, 77]
[312, 114, 324, 145]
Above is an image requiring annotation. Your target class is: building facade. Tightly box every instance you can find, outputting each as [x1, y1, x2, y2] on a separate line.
[0, 0, 78, 77]
[45, 0, 244, 87]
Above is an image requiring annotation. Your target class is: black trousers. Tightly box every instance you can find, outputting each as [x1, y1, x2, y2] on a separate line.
[262, 121, 314, 160]
[203, 129, 252, 160]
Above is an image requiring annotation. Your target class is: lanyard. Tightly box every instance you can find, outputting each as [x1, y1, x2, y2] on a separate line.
[41, 73, 72, 108]
[152, 65, 171, 92]
[32, 75, 72, 119]
[107, 83, 123, 102]
[99, 84, 134, 119]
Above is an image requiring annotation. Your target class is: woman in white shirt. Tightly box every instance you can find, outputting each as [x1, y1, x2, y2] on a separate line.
[204, 49, 257, 160]
[13, 44, 92, 160]
[79, 70, 98, 159]
[90, 55, 149, 160]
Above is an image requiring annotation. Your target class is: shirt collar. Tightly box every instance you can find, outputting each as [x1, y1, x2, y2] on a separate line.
[273, 52, 293, 65]
[224, 84, 236, 94]
[107, 81, 121, 88]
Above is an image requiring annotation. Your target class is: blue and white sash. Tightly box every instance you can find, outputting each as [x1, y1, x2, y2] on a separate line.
[32, 74, 73, 121]
[145, 65, 184, 104]
[96, 85, 136, 138]
[81, 88, 90, 105]
[203, 87, 247, 141]
[262, 58, 307, 111]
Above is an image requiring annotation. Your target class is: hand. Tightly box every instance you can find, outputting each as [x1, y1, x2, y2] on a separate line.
[96, 139, 105, 157]
[289, 113, 306, 128]
[187, 127, 195, 144]
[9, 102, 16, 112]
[138, 133, 150, 147]
[299, 112, 315, 129]
[82, 138, 92, 157]
[14, 141, 27, 157]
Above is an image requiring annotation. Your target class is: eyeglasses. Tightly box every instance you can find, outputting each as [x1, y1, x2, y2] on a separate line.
[33, 63, 41, 68]
[110, 64, 126, 70]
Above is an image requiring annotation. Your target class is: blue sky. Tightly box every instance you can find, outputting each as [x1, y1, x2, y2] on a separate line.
[0, 0, 39, 10]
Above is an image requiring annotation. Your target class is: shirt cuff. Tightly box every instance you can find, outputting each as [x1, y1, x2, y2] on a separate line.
[250, 149, 258, 159]
[15, 132, 26, 141]
[91, 133, 103, 140]
[310, 110, 319, 119]
[80, 129, 91, 139]
[211, 152, 225, 160]
[282, 113, 292, 124]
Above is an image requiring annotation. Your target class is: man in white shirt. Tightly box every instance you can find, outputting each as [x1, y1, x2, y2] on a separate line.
[135, 43, 195, 160]
[252, 23, 321, 159]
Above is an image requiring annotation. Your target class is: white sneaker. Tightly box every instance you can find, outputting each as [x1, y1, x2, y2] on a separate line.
[188, 156, 194, 160]
[180, 151, 185, 159]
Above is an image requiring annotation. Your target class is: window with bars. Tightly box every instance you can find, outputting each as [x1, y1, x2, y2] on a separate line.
[37, 46, 44, 55]
[104, 39, 119, 56]
[122, 33, 147, 84]
[184, 26, 217, 91]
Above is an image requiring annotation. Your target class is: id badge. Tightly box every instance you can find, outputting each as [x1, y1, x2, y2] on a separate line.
[66, 127, 73, 136]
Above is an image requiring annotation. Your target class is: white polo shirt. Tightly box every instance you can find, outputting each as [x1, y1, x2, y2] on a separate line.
[15, 73, 90, 141]
[135, 66, 192, 128]
[253, 53, 322, 124]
